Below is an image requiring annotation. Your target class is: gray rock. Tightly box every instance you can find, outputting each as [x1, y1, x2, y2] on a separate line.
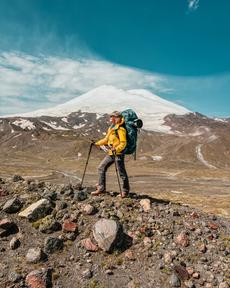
[82, 204, 95, 215]
[26, 247, 44, 263]
[44, 236, 63, 254]
[18, 198, 52, 222]
[38, 215, 61, 234]
[8, 271, 22, 283]
[57, 201, 68, 210]
[74, 191, 88, 201]
[82, 268, 92, 279]
[169, 273, 181, 287]
[12, 175, 24, 182]
[61, 184, 73, 196]
[9, 237, 21, 250]
[0, 219, 19, 237]
[93, 218, 123, 252]
[116, 210, 124, 219]
[42, 191, 57, 201]
[105, 269, 113, 275]
[3, 197, 23, 213]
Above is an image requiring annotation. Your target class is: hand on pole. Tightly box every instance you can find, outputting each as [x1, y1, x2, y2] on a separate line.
[110, 147, 116, 155]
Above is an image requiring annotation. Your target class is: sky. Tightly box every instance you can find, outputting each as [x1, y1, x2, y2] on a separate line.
[0, 0, 229, 117]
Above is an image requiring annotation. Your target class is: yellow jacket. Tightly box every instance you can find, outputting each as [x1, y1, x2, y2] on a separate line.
[95, 117, 127, 155]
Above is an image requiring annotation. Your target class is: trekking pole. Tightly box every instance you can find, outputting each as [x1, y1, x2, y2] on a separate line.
[79, 142, 94, 189]
[112, 150, 122, 195]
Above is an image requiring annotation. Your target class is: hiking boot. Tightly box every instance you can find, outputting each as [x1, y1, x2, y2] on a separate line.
[91, 189, 106, 196]
[117, 191, 129, 198]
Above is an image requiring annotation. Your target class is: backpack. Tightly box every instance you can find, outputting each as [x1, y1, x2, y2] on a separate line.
[119, 109, 143, 155]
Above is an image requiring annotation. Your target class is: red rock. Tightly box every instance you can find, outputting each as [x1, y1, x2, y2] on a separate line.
[208, 234, 214, 240]
[208, 222, 218, 230]
[62, 219, 78, 233]
[175, 232, 190, 247]
[124, 249, 136, 260]
[26, 274, 46, 288]
[174, 265, 189, 280]
[139, 225, 147, 234]
[190, 211, 199, 219]
[81, 238, 98, 252]
[0, 188, 7, 197]
[25, 268, 52, 288]
[127, 230, 140, 244]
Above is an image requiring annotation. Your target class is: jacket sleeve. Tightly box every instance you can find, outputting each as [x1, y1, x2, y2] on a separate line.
[115, 127, 127, 154]
[95, 129, 109, 146]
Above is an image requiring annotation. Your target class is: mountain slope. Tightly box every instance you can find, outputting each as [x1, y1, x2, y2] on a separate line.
[6, 85, 190, 132]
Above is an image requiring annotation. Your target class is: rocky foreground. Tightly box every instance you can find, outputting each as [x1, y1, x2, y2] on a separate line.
[0, 176, 229, 288]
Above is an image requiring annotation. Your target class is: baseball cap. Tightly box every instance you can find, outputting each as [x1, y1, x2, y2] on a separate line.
[110, 111, 121, 117]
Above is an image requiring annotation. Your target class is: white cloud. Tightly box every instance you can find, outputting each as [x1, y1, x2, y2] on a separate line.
[188, 0, 200, 11]
[0, 51, 168, 115]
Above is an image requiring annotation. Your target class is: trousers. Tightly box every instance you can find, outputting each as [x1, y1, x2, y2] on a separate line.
[98, 154, 130, 193]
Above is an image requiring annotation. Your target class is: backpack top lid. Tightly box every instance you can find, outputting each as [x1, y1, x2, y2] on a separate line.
[121, 109, 138, 122]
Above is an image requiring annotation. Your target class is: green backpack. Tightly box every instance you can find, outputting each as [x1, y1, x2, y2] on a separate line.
[120, 109, 143, 155]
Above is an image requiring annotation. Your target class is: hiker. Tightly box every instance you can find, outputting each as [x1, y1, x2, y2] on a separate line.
[91, 111, 130, 198]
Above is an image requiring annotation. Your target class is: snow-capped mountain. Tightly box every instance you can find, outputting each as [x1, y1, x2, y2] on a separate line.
[1, 85, 230, 170]
[5, 85, 190, 132]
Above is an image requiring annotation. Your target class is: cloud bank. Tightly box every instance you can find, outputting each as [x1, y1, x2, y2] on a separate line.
[0, 51, 169, 115]
[188, 0, 200, 11]
[1, 51, 229, 117]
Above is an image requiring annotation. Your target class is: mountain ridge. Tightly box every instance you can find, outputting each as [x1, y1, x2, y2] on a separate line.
[2, 85, 190, 132]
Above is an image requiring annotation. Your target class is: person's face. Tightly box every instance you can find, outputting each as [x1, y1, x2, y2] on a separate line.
[110, 116, 120, 124]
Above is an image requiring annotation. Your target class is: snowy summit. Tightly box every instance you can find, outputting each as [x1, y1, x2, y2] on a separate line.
[7, 85, 190, 132]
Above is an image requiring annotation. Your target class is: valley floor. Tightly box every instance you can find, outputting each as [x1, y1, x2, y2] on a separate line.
[1, 155, 229, 218]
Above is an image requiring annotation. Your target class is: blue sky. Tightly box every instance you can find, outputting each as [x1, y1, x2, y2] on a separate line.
[0, 0, 229, 117]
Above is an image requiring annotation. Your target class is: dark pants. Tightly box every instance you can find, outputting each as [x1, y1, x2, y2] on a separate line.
[98, 154, 130, 193]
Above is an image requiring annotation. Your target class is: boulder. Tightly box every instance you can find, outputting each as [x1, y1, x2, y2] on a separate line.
[93, 218, 123, 252]
[33, 215, 61, 234]
[62, 219, 78, 233]
[12, 175, 24, 182]
[81, 204, 95, 215]
[18, 199, 52, 222]
[140, 199, 151, 212]
[3, 197, 23, 213]
[169, 273, 181, 287]
[74, 191, 88, 201]
[26, 248, 44, 264]
[25, 268, 52, 288]
[44, 236, 63, 254]
[0, 219, 19, 237]
[10, 237, 21, 250]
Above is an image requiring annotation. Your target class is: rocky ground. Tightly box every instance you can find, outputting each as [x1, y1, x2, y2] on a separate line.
[0, 175, 229, 288]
